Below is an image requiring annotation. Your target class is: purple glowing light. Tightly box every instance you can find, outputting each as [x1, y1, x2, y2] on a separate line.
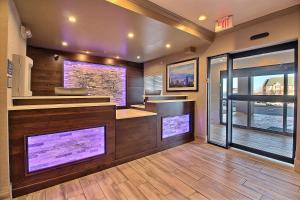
[162, 114, 190, 138]
[27, 127, 105, 172]
[64, 60, 126, 106]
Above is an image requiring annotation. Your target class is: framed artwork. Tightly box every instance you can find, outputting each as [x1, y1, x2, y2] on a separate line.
[166, 58, 198, 92]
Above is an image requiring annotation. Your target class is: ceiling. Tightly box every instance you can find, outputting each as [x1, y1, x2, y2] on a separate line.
[14, 0, 207, 63]
[148, 0, 300, 32]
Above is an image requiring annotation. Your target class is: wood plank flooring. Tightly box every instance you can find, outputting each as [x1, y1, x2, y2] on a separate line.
[15, 142, 300, 200]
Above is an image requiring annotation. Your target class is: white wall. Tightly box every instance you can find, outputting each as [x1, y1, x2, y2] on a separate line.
[0, 0, 10, 198]
[7, 0, 27, 106]
[0, 0, 26, 198]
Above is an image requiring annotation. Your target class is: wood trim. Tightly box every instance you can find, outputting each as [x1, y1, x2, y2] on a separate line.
[28, 46, 142, 68]
[0, 188, 11, 200]
[295, 159, 300, 173]
[106, 0, 214, 42]
[13, 97, 111, 106]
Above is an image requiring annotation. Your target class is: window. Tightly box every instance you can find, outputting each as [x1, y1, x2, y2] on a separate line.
[252, 74, 284, 95]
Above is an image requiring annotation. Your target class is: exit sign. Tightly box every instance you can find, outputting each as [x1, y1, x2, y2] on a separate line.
[215, 15, 233, 32]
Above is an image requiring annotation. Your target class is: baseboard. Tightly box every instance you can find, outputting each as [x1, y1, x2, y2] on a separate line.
[295, 159, 300, 173]
[0, 187, 11, 200]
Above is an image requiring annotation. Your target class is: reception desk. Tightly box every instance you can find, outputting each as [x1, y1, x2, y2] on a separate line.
[9, 97, 195, 197]
[9, 102, 116, 196]
[146, 99, 195, 148]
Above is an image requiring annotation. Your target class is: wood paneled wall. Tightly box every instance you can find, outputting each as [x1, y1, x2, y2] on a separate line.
[27, 46, 144, 106]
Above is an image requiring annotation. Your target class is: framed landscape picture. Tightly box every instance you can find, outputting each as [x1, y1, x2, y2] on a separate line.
[166, 58, 199, 92]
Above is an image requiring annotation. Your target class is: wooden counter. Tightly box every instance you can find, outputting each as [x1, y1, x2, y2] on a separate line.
[115, 109, 157, 161]
[146, 100, 195, 148]
[9, 103, 116, 197]
[116, 108, 156, 119]
[12, 95, 111, 105]
[9, 100, 194, 197]
[144, 94, 187, 102]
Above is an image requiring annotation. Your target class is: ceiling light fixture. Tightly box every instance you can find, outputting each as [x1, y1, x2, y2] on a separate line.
[85, 51, 90, 54]
[116, 56, 120, 59]
[165, 43, 171, 48]
[137, 56, 140, 59]
[68, 16, 76, 23]
[62, 41, 68, 46]
[198, 15, 207, 21]
[128, 32, 134, 38]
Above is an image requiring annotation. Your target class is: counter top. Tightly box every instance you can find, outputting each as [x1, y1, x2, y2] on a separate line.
[116, 109, 157, 120]
[147, 99, 195, 103]
[12, 96, 112, 100]
[130, 104, 145, 109]
[8, 102, 116, 111]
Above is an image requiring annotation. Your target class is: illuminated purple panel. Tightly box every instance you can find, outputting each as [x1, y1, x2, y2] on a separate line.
[162, 114, 190, 138]
[64, 60, 126, 106]
[27, 127, 105, 172]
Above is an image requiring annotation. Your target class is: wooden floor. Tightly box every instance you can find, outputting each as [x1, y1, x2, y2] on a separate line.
[15, 142, 300, 200]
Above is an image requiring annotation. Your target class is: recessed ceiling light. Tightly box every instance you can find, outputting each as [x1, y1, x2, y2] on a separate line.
[85, 51, 90, 54]
[116, 56, 120, 59]
[137, 56, 140, 59]
[198, 15, 207, 21]
[62, 41, 68, 46]
[165, 43, 171, 48]
[68, 16, 76, 23]
[128, 32, 134, 38]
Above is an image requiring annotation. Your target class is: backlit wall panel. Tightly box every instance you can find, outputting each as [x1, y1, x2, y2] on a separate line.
[64, 60, 126, 106]
[27, 127, 105, 172]
[162, 114, 190, 138]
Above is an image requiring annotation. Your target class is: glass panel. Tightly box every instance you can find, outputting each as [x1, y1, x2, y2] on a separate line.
[222, 78, 227, 98]
[223, 77, 239, 95]
[231, 48, 295, 160]
[208, 56, 228, 146]
[232, 101, 248, 126]
[221, 100, 227, 123]
[252, 75, 284, 95]
[287, 103, 294, 134]
[233, 49, 295, 69]
[250, 101, 283, 132]
[232, 101, 292, 158]
[288, 73, 295, 95]
[233, 77, 247, 95]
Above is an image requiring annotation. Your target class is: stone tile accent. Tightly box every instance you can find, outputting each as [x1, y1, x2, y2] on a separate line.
[27, 127, 105, 172]
[162, 114, 190, 139]
[64, 60, 126, 106]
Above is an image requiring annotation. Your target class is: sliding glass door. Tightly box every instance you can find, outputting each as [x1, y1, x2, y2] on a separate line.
[208, 41, 297, 163]
[229, 42, 297, 163]
[207, 55, 230, 147]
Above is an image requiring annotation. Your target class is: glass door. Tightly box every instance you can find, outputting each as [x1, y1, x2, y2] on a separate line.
[207, 55, 230, 147]
[228, 41, 297, 163]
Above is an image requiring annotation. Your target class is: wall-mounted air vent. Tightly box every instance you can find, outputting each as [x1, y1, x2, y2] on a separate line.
[250, 32, 269, 40]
